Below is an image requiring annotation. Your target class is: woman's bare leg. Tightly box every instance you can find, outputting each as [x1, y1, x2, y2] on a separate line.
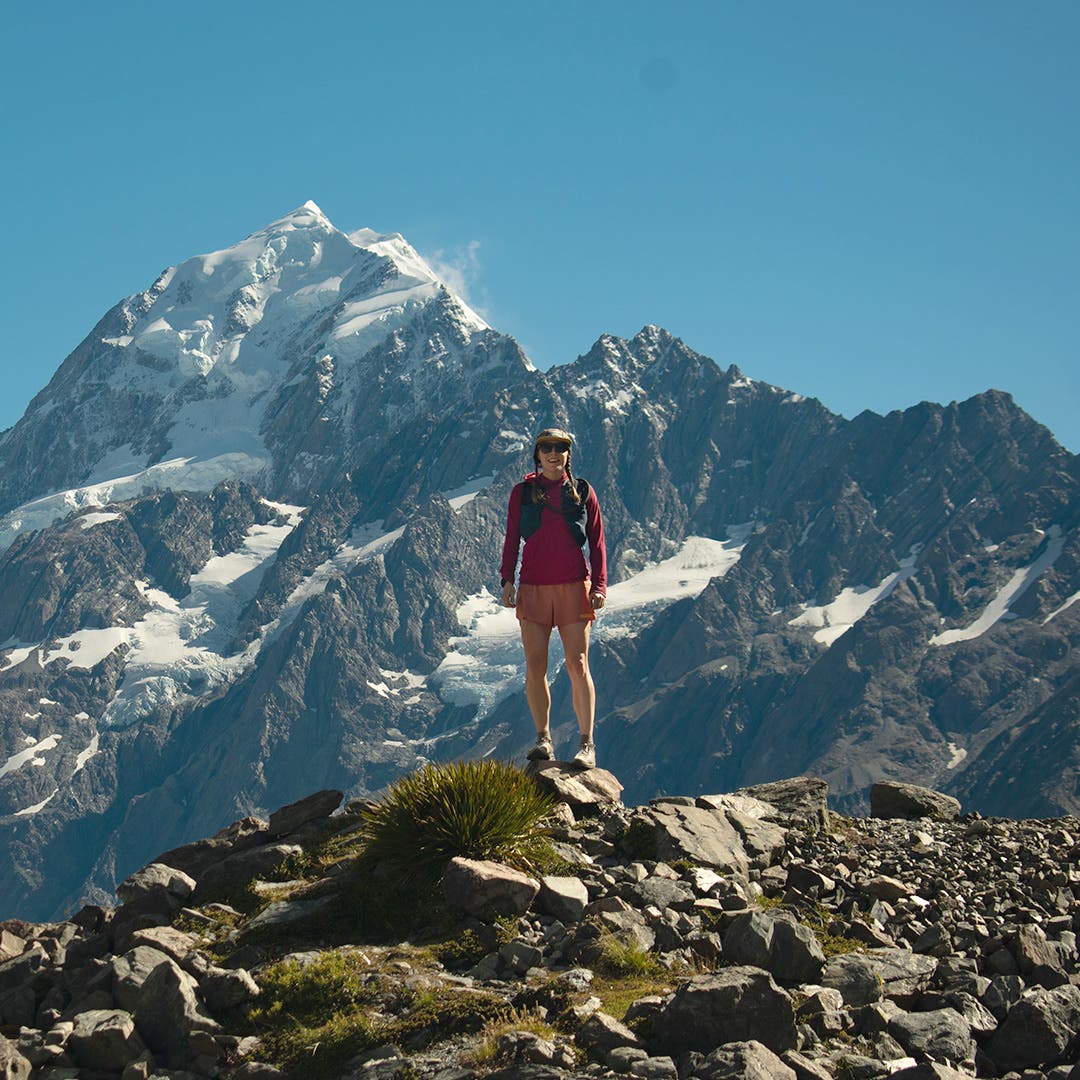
[558, 620, 595, 740]
[520, 619, 554, 734]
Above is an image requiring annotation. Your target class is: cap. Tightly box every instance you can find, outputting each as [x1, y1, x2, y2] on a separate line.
[534, 428, 573, 451]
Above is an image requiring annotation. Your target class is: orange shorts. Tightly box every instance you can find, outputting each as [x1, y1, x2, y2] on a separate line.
[516, 581, 595, 628]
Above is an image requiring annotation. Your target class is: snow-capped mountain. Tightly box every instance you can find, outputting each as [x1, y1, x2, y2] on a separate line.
[1, 204, 1077, 921]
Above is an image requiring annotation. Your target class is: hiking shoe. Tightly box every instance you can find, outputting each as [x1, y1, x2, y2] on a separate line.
[572, 738, 596, 770]
[527, 733, 555, 761]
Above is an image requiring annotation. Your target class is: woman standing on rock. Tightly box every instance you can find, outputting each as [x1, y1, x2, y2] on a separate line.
[500, 428, 607, 769]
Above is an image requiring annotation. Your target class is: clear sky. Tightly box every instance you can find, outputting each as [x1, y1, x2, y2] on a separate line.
[2, 2, 1077, 450]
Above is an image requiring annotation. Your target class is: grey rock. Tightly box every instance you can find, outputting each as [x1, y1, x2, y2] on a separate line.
[695, 1040, 797, 1080]
[132, 958, 221, 1060]
[266, 789, 343, 837]
[526, 762, 624, 807]
[821, 948, 937, 1005]
[631, 804, 749, 876]
[870, 782, 961, 821]
[734, 777, 831, 832]
[607, 1046, 649, 1072]
[575, 1010, 646, 1055]
[116, 863, 196, 906]
[0, 1036, 31, 1080]
[985, 984, 1080, 1072]
[199, 966, 261, 1012]
[629, 1055, 678, 1079]
[0, 931, 26, 963]
[652, 967, 797, 1055]
[725, 810, 788, 869]
[112, 945, 173, 1012]
[245, 895, 335, 930]
[68, 1009, 146, 1071]
[127, 925, 198, 963]
[982, 973, 1024, 1020]
[722, 909, 826, 986]
[887, 1007, 974, 1066]
[499, 941, 543, 976]
[537, 876, 589, 924]
[889, 1065, 974, 1080]
[781, 1049, 835, 1080]
[192, 843, 304, 902]
[442, 857, 540, 921]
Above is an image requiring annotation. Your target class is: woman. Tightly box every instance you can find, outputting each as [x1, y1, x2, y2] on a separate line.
[500, 428, 607, 769]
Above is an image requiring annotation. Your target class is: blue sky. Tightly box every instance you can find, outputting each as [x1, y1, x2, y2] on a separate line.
[2, 2, 1077, 449]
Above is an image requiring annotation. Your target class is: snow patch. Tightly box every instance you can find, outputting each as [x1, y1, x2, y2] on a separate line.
[0, 734, 62, 779]
[73, 733, 101, 774]
[431, 529, 751, 720]
[1043, 589, 1080, 625]
[931, 526, 1067, 646]
[15, 790, 58, 816]
[946, 742, 967, 769]
[442, 476, 494, 511]
[790, 546, 922, 647]
[79, 511, 122, 530]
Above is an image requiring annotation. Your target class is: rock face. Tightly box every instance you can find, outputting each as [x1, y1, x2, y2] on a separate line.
[0, 202, 1078, 923]
[0, 773, 1076, 1078]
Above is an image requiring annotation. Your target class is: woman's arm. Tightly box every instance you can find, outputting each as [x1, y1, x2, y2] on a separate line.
[585, 486, 607, 603]
[500, 484, 524, 605]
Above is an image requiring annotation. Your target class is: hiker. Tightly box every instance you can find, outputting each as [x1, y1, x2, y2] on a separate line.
[500, 428, 607, 769]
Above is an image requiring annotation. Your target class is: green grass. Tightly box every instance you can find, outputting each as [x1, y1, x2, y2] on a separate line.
[246, 950, 510, 1078]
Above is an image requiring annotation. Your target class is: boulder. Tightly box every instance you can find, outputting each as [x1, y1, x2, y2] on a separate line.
[116, 863, 196, 905]
[127, 925, 198, 963]
[526, 762, 623, 807]
[722, 910, 825, 986]
[192, 843, 304, 902]
[537, 876, 589, 924]
[0, 931, 25, 963]
[734, 777, 830, 832]
[442, 857, 540, 921]
[887, 1007, 975, 1066]
[200, 966, 261, 1012]
[630, 805, 749, 875]
[652, 967, 797, 1055]
[695, 1040, 797, 1080]
[266, 789, 343, 837]
[870, 782, 960, 821]
[821, 948, 937, 1006]
[68, 1009, 146, 1071]
[0, 1037, 31, 1080]
[112, 945, 173, 1012]
[985, 984, 1080, 1072]
[132, 957, 221, 1061]
[575, 1010, 646, 1056]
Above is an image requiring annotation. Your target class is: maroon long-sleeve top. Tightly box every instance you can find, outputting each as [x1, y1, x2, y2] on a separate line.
[500, 472, 607, 593]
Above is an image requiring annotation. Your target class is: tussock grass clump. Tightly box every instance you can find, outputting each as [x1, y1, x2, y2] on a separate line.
[357, 759, 557, 884]
[594, 932, 666, 979]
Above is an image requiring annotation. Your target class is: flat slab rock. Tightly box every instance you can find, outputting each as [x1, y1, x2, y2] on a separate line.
[527, 762, 623, 806]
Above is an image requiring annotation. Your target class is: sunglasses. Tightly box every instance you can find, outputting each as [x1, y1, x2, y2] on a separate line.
[537, 442, 569, 454]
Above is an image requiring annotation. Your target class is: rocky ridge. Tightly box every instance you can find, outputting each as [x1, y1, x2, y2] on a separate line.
[1, 772, 1078, 1080]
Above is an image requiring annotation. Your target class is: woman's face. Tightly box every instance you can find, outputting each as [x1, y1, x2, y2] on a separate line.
[536, 441, 570, 480]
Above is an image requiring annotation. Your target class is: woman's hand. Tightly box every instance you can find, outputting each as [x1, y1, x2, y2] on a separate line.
[501, 582, 516, 607]
[590, 589, 606, 611]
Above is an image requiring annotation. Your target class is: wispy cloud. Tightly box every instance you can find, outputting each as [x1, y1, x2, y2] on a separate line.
[425, 240, 492, 323]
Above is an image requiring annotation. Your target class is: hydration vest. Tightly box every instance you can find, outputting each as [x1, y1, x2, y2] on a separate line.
[519, 477, 590, 547]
